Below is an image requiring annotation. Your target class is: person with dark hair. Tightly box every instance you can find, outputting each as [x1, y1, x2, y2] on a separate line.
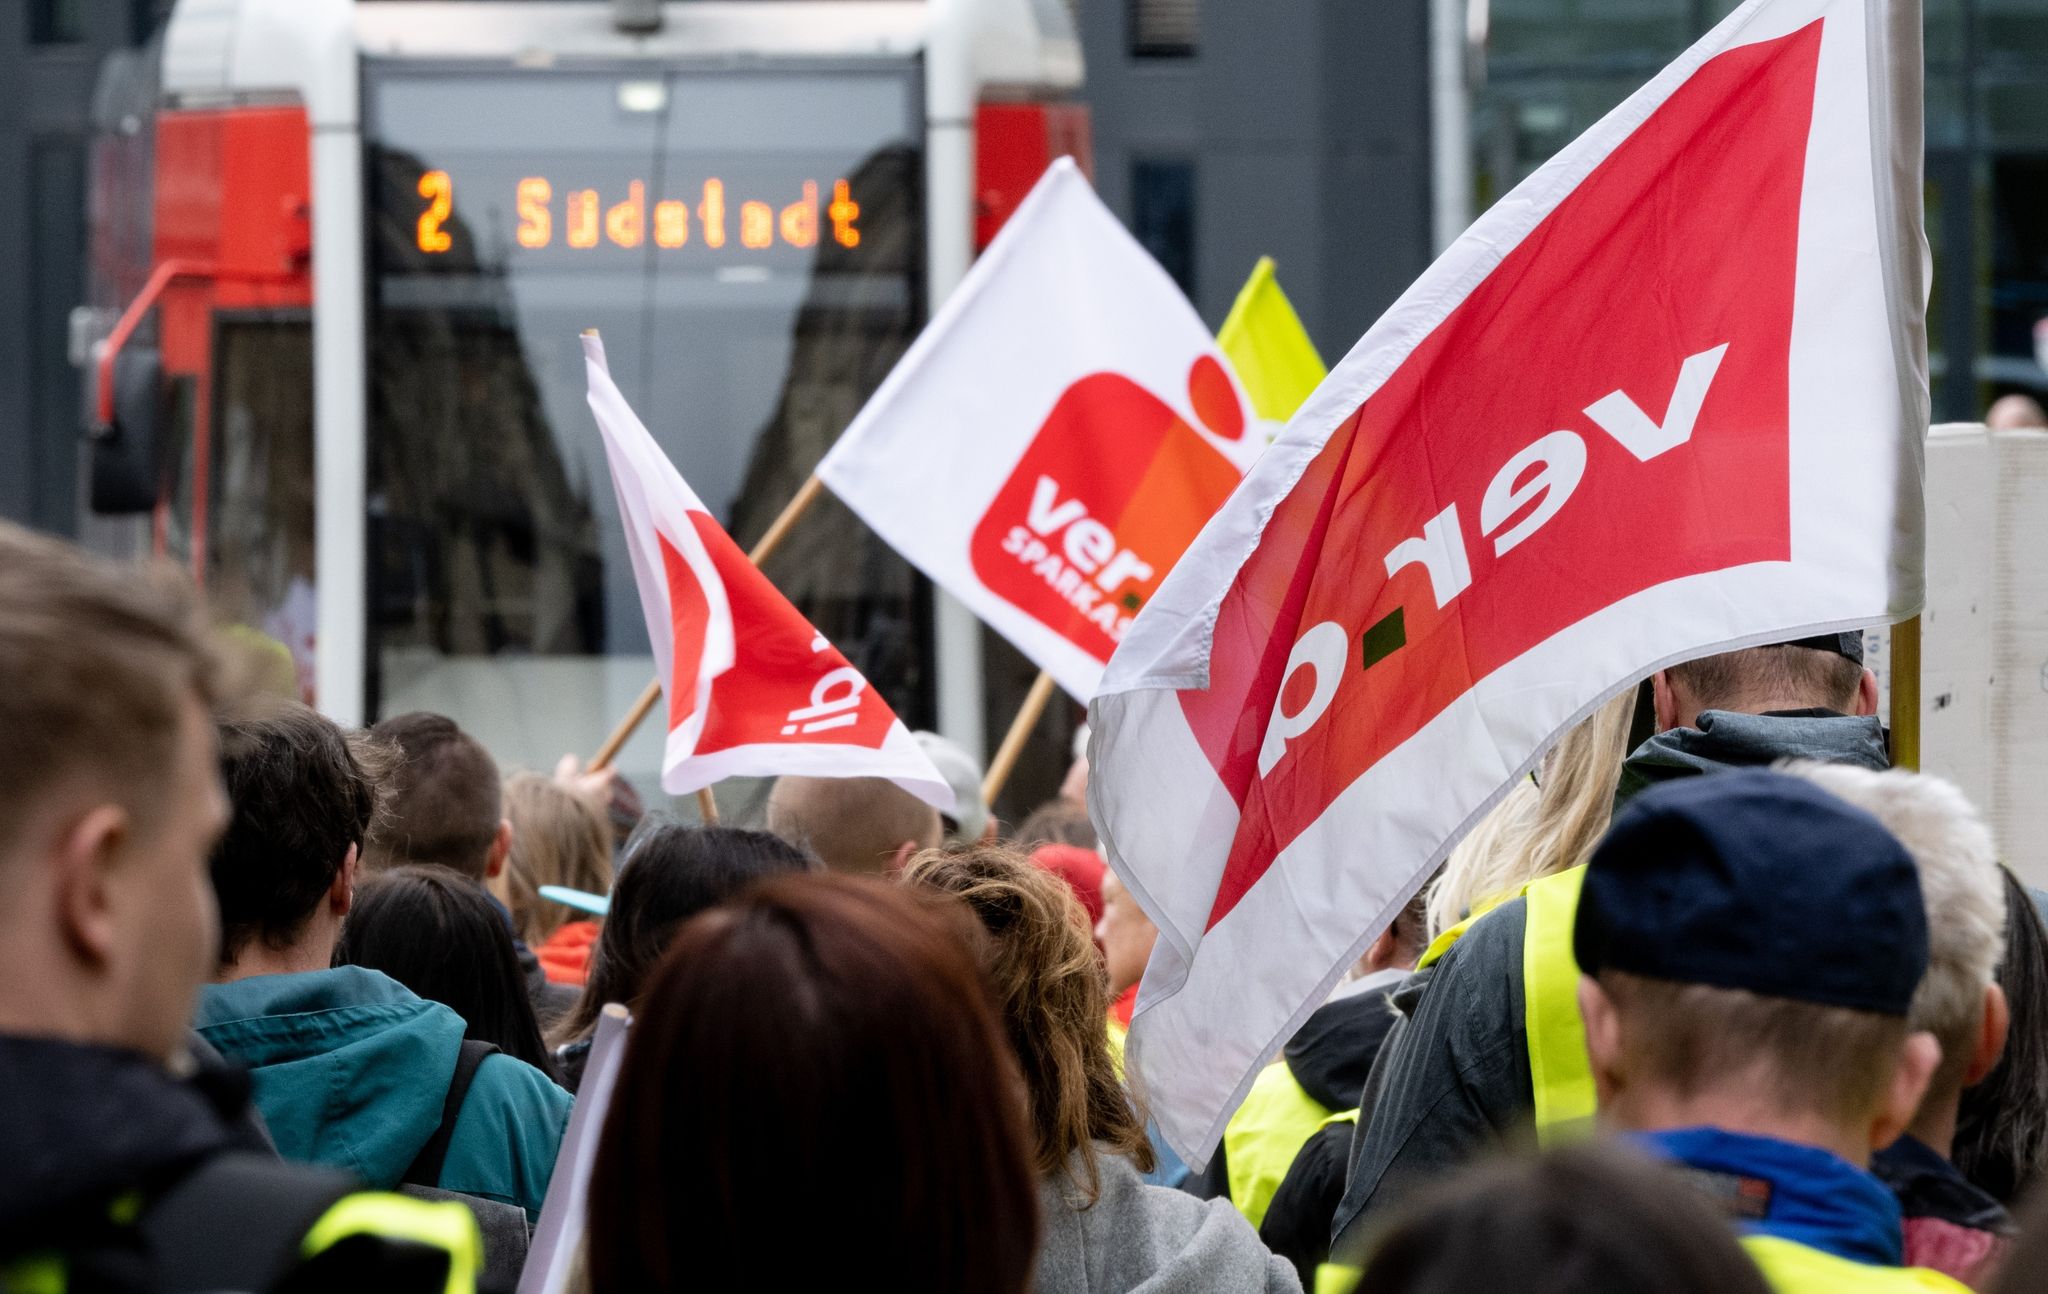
[363, 712, 508, 878]
[550, 821, 815, 1091]
[1334, 637, 1891, 1245]
[904, 847, 1299, 1293]
[585, 873, 1041, 1293]
[0, 524, 480, 1291]
[1986, 1180, 2048, 1294]
[336, 864, 557, 1075]
[365, 711, 578, 1022]
[195, 703, 570, 1222]
[1344, 1144, 1774, 1294]
[1955, 868, 2048, 1208]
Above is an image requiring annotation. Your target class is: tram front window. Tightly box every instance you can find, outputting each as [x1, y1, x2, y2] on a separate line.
[365, 64, 927, 791]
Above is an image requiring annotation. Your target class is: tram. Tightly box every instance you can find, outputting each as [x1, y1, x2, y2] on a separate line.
[78, 0, 1088, 789]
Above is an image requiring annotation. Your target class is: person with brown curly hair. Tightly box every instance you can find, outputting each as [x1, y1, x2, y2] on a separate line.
[902, 846, 1299, 1293]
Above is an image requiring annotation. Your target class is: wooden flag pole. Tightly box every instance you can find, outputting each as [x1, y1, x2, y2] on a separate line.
[586, 473, 830, 774]
[1890, 615, 1921, 771]
[694, 786, 720, 824]
[982, 670, 1060, 807]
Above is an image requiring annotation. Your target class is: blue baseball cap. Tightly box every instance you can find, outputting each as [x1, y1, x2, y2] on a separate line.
[1573, 769, 1927, 1016]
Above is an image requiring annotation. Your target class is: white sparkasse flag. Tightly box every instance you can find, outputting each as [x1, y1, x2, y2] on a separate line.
[584, 335, 952, 808]
[1089, 0, 1927, 1161]
[819, 158, 1264, 703]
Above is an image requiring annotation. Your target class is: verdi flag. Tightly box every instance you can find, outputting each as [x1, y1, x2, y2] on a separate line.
[583, 335, 951, 809]
[1089, 0, 1927, 1161]
[1217, 257, 1326, 427]
[819, 159, 1264, 702]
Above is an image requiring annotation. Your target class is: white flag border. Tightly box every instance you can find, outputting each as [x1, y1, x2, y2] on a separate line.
[1093, 0, 1927, 1164]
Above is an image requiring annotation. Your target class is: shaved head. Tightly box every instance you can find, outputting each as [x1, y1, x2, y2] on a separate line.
[765, 776, 941, 876]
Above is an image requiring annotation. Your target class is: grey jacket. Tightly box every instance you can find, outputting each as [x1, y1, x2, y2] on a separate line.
[1035, 1151, 1301, 1294]
[1328, 709, 1889, 1259]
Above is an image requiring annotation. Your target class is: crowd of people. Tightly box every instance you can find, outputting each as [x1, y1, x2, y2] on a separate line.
[12, 514, 2048, 1294]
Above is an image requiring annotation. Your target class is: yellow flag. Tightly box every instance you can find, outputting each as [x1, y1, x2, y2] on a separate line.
[1216, 256, 1327, 424]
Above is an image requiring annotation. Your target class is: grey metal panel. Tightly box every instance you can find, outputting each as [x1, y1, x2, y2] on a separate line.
[1077, 0, 1432, 360]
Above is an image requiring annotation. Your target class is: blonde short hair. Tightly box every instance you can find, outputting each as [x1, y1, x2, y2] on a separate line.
[1601, 971, 1909, 1124]
[1785, 763, 2006, 1084]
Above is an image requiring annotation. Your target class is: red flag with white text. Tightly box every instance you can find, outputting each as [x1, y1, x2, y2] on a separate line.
[1089, 0, 1928, 1160]
[583, 334, 952, 808]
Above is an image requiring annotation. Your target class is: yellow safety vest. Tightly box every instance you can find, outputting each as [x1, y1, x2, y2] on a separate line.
[1741, 1236, 1971, 1293]
[1418, 864, 1593, 1144]
[1223, 1063, 1337, 1232]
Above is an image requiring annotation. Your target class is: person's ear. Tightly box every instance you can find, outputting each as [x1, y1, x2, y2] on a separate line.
[979, 816, 999, 844]
[1361, 927, 1402, 975]
[1965, 984, 2011, 1088]
[1855, 667, 1881, 718]
[53, 805, 131, 965]
[887, 841, 920, 874]
[1577, 975, 1626, 1108]
[486, 819, 513, 881]
[1875, 1032, 1944, 1151]
[1651, 671, 1683, 733]
[332, 842, 358, 918]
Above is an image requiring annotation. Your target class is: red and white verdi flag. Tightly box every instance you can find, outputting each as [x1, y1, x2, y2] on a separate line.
[583, 335, 951, 809]
[1090, 0, 1927, 1160]
[819, 158, 1264, 702]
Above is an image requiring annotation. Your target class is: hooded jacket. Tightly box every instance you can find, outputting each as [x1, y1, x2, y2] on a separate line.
[1034, 1152, 1301, 1294]
[1329, 710, 1891, 1257]
[195, 966, 572, 1220]
[0, 1035, 475, 1292]
[1250, 975, 1405, 1284]
[1613, 708, 1888, 803]
[1873, 1135, 2013, 1287]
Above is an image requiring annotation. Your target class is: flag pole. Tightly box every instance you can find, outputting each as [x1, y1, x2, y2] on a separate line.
[981, 669, 1059, 807]
[1890, 615, 1920, 771]
[695, 786, 720, 824]
[586, 473, 829, 774]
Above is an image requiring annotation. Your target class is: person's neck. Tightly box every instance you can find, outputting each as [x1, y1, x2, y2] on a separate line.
[218, 932, 337, 982]
[1905, 1090, 1962, 1160]
[1617, 1089, 1874, 1167]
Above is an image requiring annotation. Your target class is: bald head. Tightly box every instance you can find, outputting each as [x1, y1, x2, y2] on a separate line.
[765, 776, 941, 875]
[1988, 394, 2048, 432]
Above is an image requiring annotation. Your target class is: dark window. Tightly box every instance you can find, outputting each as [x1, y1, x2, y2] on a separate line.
[1130, 0, 1198, 58]
[28, 0, 85, 44]
[1132, 158, 1196, 298]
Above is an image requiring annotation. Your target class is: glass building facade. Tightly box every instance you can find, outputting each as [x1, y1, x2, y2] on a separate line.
[1472, 0, 2048, 422]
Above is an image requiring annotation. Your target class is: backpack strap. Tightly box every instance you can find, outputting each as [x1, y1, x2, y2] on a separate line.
[140, 1151, 358, 1291]
[405, 1040, 501, 1191]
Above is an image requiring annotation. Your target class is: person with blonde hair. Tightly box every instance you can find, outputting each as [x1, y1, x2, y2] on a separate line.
[902, 847, 1300, 1293]
[499, 772, 614, 986]
[1427, 691, 1634, 938]
[1789, 762, 2013, 1285]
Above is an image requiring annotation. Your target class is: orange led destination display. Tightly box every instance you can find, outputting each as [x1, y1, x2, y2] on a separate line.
[416, 171, 862, 255]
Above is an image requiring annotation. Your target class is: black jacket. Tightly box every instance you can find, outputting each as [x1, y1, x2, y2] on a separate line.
[1255, 980, 1404, 1286]
[0, 1035, 460, 1292]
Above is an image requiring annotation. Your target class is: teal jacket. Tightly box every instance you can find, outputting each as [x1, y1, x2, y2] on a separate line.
[196, 966, 571, 1221]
